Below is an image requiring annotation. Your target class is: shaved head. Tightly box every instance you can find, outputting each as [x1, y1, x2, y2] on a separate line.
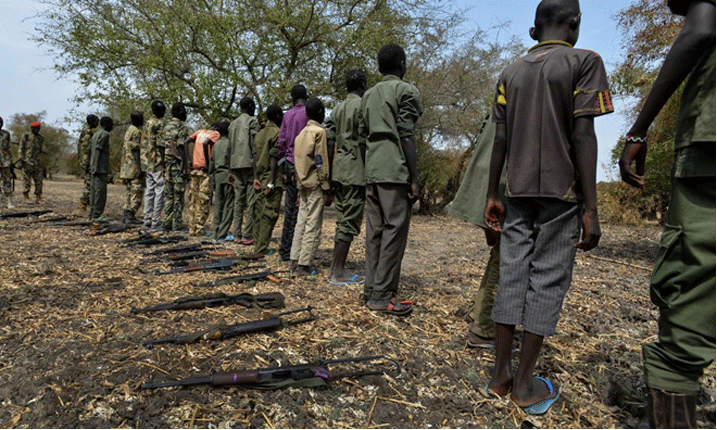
[534, 0, 580, 31]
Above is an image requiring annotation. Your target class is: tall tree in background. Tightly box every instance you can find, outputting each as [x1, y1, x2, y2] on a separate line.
[607, 0, 684, 221]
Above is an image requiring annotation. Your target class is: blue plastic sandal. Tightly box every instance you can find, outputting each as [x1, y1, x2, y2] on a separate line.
[521, 376, 560, 415]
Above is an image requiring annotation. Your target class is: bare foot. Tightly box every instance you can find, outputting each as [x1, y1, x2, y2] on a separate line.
[486, 377, 513, 397]
[510, 376, 559, 407]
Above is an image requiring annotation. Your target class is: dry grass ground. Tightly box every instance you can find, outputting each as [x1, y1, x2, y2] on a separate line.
[0, 176, 714, 428]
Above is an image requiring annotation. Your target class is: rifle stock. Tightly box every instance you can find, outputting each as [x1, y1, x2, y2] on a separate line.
[130, 292, 284, 314]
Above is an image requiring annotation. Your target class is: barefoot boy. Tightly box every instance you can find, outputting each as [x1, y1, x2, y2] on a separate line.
[484, 0, 613, 414]
[290, 98, 332, 276]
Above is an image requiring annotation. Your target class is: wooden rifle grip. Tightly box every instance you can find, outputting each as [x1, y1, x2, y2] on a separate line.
[211, 370, 260, 385]
[266, 274, 281, 283]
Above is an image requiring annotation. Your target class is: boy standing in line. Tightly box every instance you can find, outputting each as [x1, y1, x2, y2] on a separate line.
[209, 121, 234, 241]
[619, 0, 715, 426]
[250, 105, 284, 257]
[186, 124, 219, 236]
[277, 84, 309, 261]
[120, 111, 145, 225]
[75, 114, 99, 214]
[290, 98, 332, 276]
[359, 44, 422, 316]
[326, 69, 368, 286]
[142, 100, 166, 231]
[88, 116, 113, 221]
[18, 122, 45, 204]
[0, 117, 15, 209]
[161, 102, 190, 232]
[228, 97, 260, 244]
[483, 0, 613, 414]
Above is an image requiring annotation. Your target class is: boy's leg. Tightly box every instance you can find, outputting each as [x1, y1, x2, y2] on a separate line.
[469, 239, 500, 343]
[279, 162, 298, 260]
[33, 168, 43, 199]
[488, 322, 515, 396]
[88, 174, 97, 219]
[252, 188, 265, 247]
[162, 167, 176, 229]
[218, 183, 235, 239]
[298, 187, 324, 267]
[511, 199, 579, 406]
[232, 168, 250, 238]
[212, 180, 223, 239]
[96, 174, 107, 217]
[364, 183, 383, 301]
[330, 184, 365, 282]
[186, 174, 197, 234]
[242, 177, 256, 241]
[151, 171, 165, 229]
[290, 188, 309, 263]
[197, 173, 211, 233]
[367, 183, 410, 303]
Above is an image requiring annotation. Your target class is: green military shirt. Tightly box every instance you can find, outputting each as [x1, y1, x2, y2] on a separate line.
[0, 130, 12, 168]
[90, 129, 110, 175]
[20, 132, 44, 167]
[161, 117, 190, 168]
[142, 116, 165, 173]
[228, 113, 259, 169]
[209, 136, 231, 184]
[326, 93, 365, 186]
[359, 74, 422, 185]
[77, 125, 95, 173]
[254, 122, 283, 188]
[120, 125, 142, 180]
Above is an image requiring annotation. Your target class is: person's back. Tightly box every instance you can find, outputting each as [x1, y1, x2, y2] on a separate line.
[497, 42, 613, 201]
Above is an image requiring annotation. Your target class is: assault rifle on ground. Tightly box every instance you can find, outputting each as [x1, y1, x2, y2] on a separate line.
[126, 235, 187, 247]
[140, 249, 235, 264]
[1, 209, 53, 219]
[153, 257, 254, 275]
[130, 291, 285, 314]
[193, 271, 286, 288]
[138, 242, 201, 255]
[139, 355, 400, 390]
[143, 306, 315, 347]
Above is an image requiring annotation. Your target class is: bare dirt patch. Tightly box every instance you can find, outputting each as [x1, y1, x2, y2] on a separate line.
[0, 177, 714, 428]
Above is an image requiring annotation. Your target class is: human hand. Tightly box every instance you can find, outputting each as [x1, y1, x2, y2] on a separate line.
[575, 209, 601, 251]
[323, 190, 333, 207]
[227, 173, 235, 186]
[408, 181, 420, 205]
[618, 137, 647, 189]
[484, 197, 505, 233]
[253, 179, 262, 191]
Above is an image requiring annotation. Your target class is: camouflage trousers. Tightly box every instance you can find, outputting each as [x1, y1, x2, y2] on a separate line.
[252, 186, 283, 255]
[163, 163, 186, 230]
[22, 165, 43, 197]
[187, 170, 211, 236]
[1, 166, 13, 196]
[80, 171, 91, 206]
[123, 177, 145, 214]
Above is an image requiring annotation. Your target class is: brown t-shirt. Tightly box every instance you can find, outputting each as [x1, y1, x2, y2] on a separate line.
[493, 41, 613, 202]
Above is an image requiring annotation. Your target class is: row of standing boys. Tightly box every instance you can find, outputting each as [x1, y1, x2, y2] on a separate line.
[75, 43, 423, 314]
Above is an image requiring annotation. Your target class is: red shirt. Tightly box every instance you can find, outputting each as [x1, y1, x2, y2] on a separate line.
[189, 129, 219, 169]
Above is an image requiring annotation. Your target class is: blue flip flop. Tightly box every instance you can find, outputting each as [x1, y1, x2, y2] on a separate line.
[521, 376, 560, 415]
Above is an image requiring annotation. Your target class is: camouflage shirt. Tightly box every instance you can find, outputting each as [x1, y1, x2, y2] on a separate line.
[77, 125, 95, 173]
[142, 116, 165, 173]
[161, 117, 190, 168]
[0, 130, 12, 168]
[19, 132, 44, 167]
[120, 125, 142, 179]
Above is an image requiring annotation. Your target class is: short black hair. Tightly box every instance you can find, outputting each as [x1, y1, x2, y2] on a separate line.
[290, 84, 307, 102]
[151, 100, 166, 118]
[217, 121, 230, 136]
[378, 44, 406, 75]
[265, 104, 283, 125]
[99, 116, 113, 129]
[130, 111, 144, 128]
[346, 69, 367, 93]
[534, 0, 581, 31]
[171, 102, 187, 120]
[86, 114, 99, 128]
[239, 97, 255, 112]
[305, 98, 325, 123]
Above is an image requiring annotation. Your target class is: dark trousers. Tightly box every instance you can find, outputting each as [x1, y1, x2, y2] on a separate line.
[89, 173, 108, 220]
[279, 162, 298, 260]
[364, 183, 411, 302]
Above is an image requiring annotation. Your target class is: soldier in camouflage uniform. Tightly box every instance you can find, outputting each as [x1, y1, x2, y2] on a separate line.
[76, 115, 99, 214]
[18, 122, 44, 204]
[0, 117, 15, 209]
[88, 117, 113, 221]
[141, 100, 166, 231]
[120, 111, 145, 224]
[161, 103, 190, 231]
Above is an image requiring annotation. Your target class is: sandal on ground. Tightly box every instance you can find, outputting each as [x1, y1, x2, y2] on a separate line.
[366, 297, 413, 316]
[520, 376, 560, 415]
[329, 274, 365, 286]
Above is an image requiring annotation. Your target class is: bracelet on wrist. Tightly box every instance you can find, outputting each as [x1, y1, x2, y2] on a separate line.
[625, 134, 647, 145]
